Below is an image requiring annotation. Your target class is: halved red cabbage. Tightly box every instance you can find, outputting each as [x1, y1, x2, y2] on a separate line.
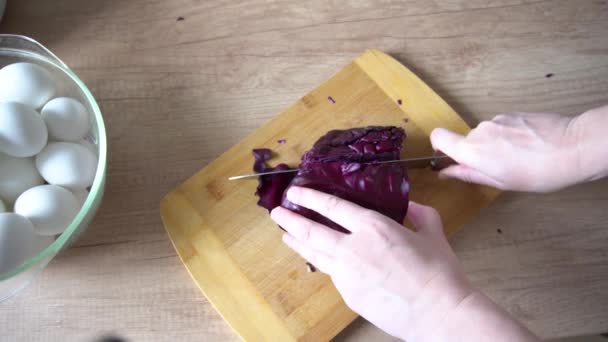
[254, 126, 409, 233]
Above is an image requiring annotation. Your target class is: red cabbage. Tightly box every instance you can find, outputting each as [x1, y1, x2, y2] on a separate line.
[254, 126, 409, 233]
[253, 149, 295, 211]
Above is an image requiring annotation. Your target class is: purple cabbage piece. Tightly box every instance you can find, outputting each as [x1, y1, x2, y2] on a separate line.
[253, 126, 409, 233]
[253, 149, 295, 211]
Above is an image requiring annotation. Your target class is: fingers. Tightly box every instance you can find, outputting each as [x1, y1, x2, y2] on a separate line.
[430, 128, 481, 169]
[285, 187, 378, 233]
[282, 234, 334, 274]
[271, 206, 344, 253]
[438, 165, 505, 189]
[406, 202, 444, 238]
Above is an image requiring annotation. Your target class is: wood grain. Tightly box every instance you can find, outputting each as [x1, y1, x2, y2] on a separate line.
[160, 50, 499, 341]
[0, 0, 607, 341]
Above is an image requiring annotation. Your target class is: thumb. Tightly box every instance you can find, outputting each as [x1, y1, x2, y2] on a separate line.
[406, 201, 444, 238]
[430, 128, 480, 168]
[439, 165, 505, 189]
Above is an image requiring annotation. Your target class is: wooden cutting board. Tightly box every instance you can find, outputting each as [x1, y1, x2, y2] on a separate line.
[160, 50, 499, 342]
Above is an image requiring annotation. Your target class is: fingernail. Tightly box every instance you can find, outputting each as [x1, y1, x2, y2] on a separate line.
[431, 127, 448, 139]
[286, 187, 301, 203]
[282, 233, 295, 246]
[272, 207, 290, 223]
[270, 207, 281, 221]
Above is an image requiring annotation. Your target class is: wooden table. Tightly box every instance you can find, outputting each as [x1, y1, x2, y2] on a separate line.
[1, 1, 607, 341]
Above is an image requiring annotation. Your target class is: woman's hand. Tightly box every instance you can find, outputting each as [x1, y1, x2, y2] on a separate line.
[430, 112, 581, 192]
[270, 187, 473, 341]
[271, 187, 539, 341]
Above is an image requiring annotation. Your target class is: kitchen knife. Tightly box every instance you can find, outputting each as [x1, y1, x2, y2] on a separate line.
[228, 155, 452, 180]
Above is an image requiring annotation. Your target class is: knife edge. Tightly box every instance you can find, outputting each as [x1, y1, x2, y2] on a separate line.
[228, 155, 450, 180]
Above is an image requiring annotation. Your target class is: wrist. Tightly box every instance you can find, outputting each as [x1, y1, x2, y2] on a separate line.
[401, 271, 539, 342]
[401, 269, 474, 342]
[430, 291, 539, 342]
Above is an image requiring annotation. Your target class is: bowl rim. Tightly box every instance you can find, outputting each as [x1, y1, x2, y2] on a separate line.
[0, 34, 108, 281]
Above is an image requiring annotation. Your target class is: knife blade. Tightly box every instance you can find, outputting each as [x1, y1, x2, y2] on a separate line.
[228, 155, 451, 180]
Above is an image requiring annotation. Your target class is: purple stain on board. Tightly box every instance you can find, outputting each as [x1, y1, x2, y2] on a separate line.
[397, 99, 403, 105]
[277, 139, 286, 145]
[402, 117, 409, 123]
[327, 96, 336, 104]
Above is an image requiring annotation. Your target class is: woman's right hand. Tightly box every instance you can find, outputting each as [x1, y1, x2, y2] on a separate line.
[430, 112, 584, 192]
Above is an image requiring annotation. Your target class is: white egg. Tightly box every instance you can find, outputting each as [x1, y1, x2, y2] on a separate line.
[71, 188, 89, 206]
[78, 138, 97, 155]
[0, 62, 55, 108]
[41, 97, 91, 142]
[0, 198, 5, 213]
[0, 102, 48, 157]
[0, 213, 39, 274]
[0, 153, 44, 205]
[35, 142, 97, 189]
[14, 185, 80, 236]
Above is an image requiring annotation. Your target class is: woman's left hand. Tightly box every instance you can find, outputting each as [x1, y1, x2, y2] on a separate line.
[270, 187, 473, 341]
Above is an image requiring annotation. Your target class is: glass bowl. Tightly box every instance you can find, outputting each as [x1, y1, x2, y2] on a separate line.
[0, 35, 107, 301]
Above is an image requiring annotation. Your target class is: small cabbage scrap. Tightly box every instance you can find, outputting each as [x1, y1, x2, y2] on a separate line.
[254, 126, 409, 233]
[253, 149, 295, 211]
